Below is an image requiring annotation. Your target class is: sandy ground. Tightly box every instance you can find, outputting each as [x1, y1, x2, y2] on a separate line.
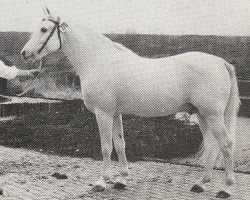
[0, 146, 249, 200]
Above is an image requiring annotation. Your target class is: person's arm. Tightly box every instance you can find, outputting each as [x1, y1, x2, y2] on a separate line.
[0, 61, 19, 80]
[0, 61, 40, 80]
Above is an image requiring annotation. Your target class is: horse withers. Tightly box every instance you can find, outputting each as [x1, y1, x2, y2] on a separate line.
[21, 7, 240, 198]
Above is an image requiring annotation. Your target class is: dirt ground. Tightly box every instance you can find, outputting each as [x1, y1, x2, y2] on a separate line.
[0, 146, 249, 200]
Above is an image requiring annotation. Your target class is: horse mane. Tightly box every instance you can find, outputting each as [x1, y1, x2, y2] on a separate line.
[113, 42, 135, 55]
[88, 29, 136, 57]
[70, 23, 137, 58]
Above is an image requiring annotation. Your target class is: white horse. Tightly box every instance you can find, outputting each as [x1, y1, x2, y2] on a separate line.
[21, 8, 240, 198]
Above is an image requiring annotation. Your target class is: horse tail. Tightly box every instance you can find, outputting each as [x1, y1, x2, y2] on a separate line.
[224, 62, 240, 146]
[197, 62, 240, 166]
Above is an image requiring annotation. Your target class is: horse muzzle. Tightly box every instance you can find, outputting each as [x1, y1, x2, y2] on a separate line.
[20, 50, 37, 62]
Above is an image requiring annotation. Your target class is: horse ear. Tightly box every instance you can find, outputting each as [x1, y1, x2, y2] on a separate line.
[43, 6, 51, 17]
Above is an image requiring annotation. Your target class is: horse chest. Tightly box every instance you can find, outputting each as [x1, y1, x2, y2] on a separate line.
[81, 74, 116, 113]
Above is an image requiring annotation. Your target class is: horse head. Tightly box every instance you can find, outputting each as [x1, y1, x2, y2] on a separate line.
[21, 7, 65, 62]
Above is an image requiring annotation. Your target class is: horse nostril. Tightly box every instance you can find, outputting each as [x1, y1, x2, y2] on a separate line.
[21, 50, 28, 61]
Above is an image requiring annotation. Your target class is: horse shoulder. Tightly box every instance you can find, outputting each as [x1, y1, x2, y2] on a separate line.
[82, 67, 116, 113]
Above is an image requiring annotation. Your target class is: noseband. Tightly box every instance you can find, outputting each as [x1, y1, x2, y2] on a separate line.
[38, 19, 62, 54]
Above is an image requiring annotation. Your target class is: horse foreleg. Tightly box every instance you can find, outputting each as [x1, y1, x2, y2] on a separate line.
[93, 108, 113, 192]
[112, 114, 128, 189]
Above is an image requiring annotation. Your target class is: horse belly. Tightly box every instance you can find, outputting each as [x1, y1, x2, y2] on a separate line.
[117, 87, 186, 117]
[120, 103, 183, 117]
[115, 66, 188, 117]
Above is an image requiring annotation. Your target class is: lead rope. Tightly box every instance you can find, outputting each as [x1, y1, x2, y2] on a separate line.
[17, 62, 43, 97]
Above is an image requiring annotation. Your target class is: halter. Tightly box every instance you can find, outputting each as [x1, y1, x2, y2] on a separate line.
[37, 19, 62, 54]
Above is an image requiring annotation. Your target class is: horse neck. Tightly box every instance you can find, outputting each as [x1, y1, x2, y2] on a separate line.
[61, 26, 122, 77]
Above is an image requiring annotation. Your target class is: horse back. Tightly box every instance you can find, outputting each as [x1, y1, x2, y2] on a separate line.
[82, 51, 231, 116]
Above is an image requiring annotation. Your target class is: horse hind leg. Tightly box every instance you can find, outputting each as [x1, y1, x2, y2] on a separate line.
[112, 114, 129, 189]
[204, 113, 235, 198]
[191, 113, 220, 193]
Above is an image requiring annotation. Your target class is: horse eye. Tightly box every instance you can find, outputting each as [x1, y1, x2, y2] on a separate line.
[41, 27, 48, 33]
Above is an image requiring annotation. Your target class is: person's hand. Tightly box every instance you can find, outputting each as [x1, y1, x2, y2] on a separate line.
[27, 69, 40, 78]
[17, 69, 40, 78]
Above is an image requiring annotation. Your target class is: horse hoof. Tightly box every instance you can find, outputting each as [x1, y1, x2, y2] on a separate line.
[0, 188, 3, 195]
[191, 184, 205, 193]
[216, 190, 231, 199]
[92, 184, 106, 192]
[114, 182, 126, 190]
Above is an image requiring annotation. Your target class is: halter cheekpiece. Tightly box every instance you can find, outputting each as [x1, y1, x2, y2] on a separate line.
[38, 19, 63, 54]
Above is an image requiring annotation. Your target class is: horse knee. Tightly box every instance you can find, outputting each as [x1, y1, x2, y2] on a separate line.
[101, 145, 112, 157]
[220, 139, 233, 155]
[115, 144, 126, 154]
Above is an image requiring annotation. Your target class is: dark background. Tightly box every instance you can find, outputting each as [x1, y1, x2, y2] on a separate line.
[0, 32, 249, 95]
[0, 32, 249, 161]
